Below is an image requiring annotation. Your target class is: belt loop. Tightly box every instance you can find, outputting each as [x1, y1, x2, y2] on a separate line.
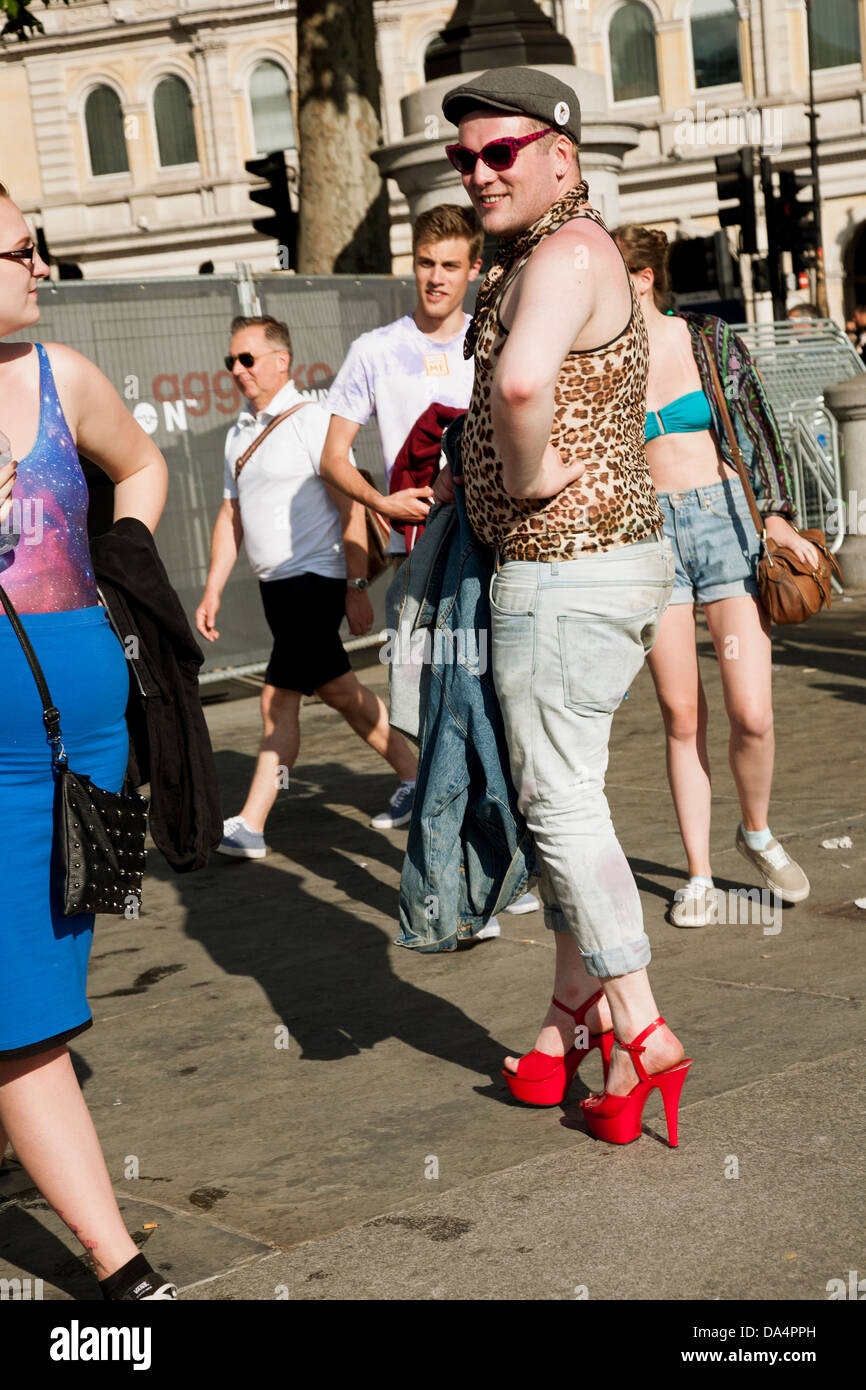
[495, 546, 502, 574]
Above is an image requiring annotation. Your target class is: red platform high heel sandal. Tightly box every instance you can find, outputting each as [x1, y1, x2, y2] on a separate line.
[503, 990, 614, 1106]
[580, 1017, 692, 1147]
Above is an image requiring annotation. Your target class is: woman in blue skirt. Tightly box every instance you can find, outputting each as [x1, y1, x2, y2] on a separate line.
[0, 184, 175, 1299]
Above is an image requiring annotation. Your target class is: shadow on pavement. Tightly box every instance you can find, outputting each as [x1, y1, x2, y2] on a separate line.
[148, 752, 512, 1076]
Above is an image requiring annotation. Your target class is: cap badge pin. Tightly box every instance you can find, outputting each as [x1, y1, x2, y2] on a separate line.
[554, 101, 570, 125]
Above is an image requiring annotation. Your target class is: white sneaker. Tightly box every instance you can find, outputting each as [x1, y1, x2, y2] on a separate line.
[475, 918, 501, 940]
[502, 891, 539, 916]
[669, 881, 721, 928]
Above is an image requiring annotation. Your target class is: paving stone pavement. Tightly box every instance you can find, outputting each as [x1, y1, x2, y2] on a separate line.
[1, 593, 863, 1308]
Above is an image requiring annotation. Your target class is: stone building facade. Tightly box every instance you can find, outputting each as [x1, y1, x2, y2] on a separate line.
[0, 0, 864, 317]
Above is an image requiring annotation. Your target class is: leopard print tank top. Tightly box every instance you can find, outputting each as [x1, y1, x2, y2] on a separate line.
[461, 199, 663, 559]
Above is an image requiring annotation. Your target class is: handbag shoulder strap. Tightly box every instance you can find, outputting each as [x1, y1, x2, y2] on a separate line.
[234, 402, 311, 479]
[704, 351, 765, 541]
[0, 583, 64, 758]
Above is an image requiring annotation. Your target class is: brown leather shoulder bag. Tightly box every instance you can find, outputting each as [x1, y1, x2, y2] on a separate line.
[705, 353, 842, 624]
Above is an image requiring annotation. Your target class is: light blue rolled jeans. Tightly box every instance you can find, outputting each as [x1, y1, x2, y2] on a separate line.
[489, 534, 675, 978]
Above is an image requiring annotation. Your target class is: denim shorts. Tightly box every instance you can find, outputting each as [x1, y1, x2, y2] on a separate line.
[656, 477, 761, 605]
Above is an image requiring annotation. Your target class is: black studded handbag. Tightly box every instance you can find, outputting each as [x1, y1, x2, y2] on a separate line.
[0, 583, 147, 917]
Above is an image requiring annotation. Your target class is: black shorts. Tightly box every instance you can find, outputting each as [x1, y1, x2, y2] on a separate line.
[259, 572, 350, 695]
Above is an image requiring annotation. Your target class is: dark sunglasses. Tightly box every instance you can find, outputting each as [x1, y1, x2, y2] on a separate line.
[0, 243, 36, 270]
[224, 348, 283, 371]
[445, 127, 556, 176]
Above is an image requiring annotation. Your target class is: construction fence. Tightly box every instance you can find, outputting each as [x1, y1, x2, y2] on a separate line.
[12, 276, 863, 680]
[12, 271, 427, 678]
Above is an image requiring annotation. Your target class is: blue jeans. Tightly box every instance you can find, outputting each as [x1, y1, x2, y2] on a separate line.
[489, 536, 675, 978]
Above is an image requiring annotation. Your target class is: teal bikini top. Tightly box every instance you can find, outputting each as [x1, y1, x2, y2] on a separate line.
[645, 389, 713, 442]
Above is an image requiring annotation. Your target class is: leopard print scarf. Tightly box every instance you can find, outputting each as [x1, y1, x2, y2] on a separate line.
[463, 181, 590, 360]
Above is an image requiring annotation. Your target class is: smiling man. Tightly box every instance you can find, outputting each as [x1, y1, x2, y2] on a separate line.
[436, 68, 691, 1137]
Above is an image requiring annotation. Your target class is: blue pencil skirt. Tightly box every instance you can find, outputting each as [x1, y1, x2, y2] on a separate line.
[0, 606, 130, 1059]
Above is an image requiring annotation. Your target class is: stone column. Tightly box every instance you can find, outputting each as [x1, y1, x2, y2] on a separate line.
[825, 374, 866, 587]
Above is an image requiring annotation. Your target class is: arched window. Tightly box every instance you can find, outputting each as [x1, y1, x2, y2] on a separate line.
[250, 61, 296, 154]
[691, 0, 742, 88]
[85, 86, 129, 177]
[610, 2, 660, 102]
[810, 0, 861, 70]
[154, 76, 198, 167]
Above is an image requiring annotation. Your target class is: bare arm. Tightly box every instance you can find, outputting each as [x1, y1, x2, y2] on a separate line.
[321, 414, 434, 522]
[46, 343, 168, 531]
[323, 479, 367, 582]
[195, 497, 243, 642]
[324, 478, 375, 637]
[492, 227, 597, 499]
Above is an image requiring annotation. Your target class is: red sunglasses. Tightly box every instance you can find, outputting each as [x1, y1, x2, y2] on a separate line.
[445, 127, 556, 176]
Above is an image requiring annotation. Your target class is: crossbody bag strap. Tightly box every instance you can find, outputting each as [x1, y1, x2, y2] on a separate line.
[0, 582, 65, 759]
[704, 351, 765, 542]
[234, 402, 311, 479]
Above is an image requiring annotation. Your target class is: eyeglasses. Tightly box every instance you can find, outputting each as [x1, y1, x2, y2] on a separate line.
[223, 348, 283, 371]
[444, 128, 556, 176]
[0, 243, 36, 270]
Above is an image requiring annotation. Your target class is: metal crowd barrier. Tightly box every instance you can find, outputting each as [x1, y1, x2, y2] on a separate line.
[730, 320, 864, 569]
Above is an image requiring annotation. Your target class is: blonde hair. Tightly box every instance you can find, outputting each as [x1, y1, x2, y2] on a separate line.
[613, 224, 671, 310]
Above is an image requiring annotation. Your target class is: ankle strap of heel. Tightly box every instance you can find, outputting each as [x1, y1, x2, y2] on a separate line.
[612, 1016, 666, 1084]
[551, 989, 604, 1024]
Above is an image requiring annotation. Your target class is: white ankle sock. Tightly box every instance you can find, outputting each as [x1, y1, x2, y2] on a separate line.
[741, 823, 773, 851]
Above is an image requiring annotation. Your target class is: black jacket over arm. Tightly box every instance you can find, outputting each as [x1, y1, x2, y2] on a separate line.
[91, 517, 222, 872]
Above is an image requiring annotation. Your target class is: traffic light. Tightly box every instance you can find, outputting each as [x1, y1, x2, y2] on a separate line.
[777, 169, 819, 275]
[245, 151, 296, 262]
[668, 231, 743, 319]
[669, 235, 719, 298]
[715, 147, 757, 255]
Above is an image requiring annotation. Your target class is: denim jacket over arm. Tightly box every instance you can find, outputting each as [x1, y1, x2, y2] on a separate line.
[394, 420, 538, 953]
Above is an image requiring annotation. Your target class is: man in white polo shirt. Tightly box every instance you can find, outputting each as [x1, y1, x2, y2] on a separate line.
[195, 314, 422, 858]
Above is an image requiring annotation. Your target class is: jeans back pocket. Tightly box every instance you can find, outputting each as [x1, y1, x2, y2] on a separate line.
[558, 607, 658, 715]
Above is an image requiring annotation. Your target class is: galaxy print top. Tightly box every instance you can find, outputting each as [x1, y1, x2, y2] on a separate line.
[0, 344, 98, 613]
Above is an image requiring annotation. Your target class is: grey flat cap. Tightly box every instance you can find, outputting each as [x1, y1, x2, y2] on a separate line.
[442, 67, 581, 146]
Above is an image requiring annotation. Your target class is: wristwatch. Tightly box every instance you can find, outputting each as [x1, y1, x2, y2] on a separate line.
[347, 577, 369, 590]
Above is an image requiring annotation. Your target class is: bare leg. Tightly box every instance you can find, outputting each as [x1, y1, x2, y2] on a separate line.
[504, 933, 611, 1071]
[703, 595, 774, 831]
[316, 671, 417, 781]
[646, 603, 713, 878]
[238, 684, 302, 833]
[0, 1047, 138, 1279]
[601, 970, 685, 1096]
[504, 939, 684, 1095]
